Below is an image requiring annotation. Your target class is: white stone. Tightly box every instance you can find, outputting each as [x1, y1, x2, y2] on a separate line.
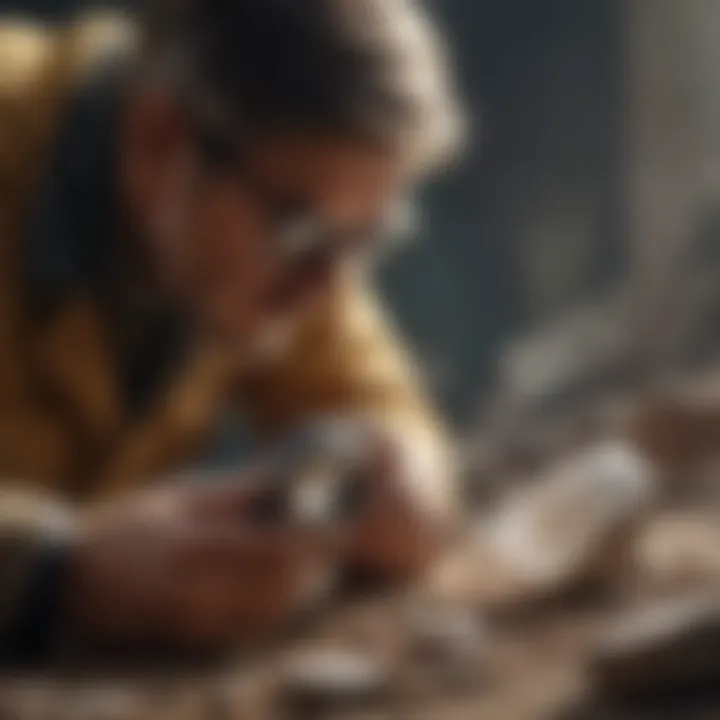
[280, 648, 389, 707]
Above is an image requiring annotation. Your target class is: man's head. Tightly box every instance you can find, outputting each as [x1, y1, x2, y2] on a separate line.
[120, 0, 465, 351]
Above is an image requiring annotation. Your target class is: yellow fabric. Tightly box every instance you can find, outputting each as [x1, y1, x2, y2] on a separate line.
[0, 13, 453, 633]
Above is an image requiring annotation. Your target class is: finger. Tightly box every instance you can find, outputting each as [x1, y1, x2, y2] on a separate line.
[174, 532, 303, 636]
[183, 473, 271, 521]
[178, 523, 313, 571]
[168, 572, 240, 647]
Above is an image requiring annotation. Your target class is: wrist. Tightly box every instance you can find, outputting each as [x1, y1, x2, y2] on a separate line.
[1, 539, 72, 667]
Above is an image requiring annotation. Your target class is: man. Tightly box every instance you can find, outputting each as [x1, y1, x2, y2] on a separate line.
[0, 0, 464, 660]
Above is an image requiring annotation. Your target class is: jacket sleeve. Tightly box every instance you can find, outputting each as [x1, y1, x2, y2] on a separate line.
[241, 278, 457, 522]
[0, 12, 136, 660]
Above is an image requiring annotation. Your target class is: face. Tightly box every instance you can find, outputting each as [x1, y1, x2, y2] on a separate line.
[120, 91, 404, 352]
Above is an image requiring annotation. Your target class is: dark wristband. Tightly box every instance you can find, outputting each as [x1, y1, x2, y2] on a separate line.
[1, 542, 70, 667]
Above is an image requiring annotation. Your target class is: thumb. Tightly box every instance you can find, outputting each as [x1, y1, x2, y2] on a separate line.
[184, 471, 272, 522]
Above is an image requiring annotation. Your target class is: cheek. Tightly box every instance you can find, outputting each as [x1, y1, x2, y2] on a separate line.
[190, 186, 271, 293]
[184, 184, 281, 336]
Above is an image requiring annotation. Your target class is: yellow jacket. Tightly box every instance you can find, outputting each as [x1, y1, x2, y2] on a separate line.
[0, 13, 452, 643]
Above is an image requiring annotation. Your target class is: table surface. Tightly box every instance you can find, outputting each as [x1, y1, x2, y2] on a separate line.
[3, 589, 719, 720]
[4, 509, 720, 720]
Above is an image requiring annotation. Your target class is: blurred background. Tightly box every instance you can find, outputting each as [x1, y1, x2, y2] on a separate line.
[4, 2, 720, 716]
[3, 0, 720, 430]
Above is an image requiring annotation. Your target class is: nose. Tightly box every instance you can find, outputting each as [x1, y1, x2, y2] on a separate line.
[269, 252, 339, 317]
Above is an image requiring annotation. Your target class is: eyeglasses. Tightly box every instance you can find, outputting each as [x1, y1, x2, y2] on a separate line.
[252, 196, 387, 277]
[194, 122, 409, 278]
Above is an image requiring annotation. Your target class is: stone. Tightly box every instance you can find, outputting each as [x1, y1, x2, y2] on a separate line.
[278, 648, 390, 714]
[62, 687, 147, 720]
[636, 512, 720, 592]
[426, 441, 656, 609]
[2, 682, 60, 720]
[207, 668, 276, 720]
[484, 440, 655, 598]
[403, 601, 490, 693]
[591, 592, 720, 700]
[257, 419, 372, 530]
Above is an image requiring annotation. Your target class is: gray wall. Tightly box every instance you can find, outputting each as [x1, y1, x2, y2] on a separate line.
[379, 0, 623, 425]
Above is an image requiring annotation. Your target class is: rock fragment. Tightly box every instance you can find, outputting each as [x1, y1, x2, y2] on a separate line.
[403, 601, 489, 693]
[637, 512, 720, 592]
[279, 648, 390, 715]
[427, 441, 656, 610]
[591, 592, 720, 701]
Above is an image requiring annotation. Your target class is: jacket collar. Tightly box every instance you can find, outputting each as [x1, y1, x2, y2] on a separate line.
[26, 57, 236, 493]
[27, 58, 127, 442]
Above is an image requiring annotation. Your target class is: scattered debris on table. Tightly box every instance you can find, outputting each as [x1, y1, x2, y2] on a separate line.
[590, 591, 720, 702]
[6, 371, 720, 719]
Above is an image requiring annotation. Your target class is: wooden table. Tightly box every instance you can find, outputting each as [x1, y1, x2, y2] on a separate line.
[4, 514, 720, 719]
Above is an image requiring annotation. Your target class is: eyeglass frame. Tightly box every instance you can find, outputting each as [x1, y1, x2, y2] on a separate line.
[191, 119, 403, 280]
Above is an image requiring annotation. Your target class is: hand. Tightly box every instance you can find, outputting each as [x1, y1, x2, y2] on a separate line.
[345, 428, 445, 582]
[66, 478, 319, 651]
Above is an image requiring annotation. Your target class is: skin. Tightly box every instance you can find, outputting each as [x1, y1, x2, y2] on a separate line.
[67, 88, 434, 651]
[118, 88, 401, 348]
